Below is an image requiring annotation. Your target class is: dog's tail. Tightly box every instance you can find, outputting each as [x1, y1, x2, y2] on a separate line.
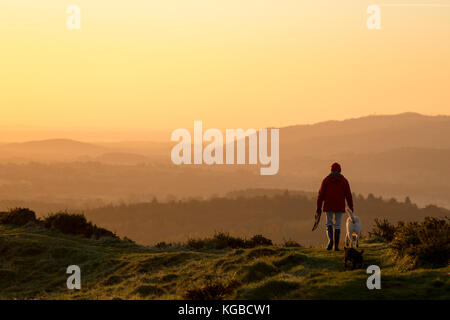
[346, 208, 356, 223]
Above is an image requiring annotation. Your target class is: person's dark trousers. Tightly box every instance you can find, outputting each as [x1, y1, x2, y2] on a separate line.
[326, 225, 334, 250]
[334, 228, 341, 251]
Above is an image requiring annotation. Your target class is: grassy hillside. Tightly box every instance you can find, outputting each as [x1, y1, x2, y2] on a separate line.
[1, 223, 448, 300]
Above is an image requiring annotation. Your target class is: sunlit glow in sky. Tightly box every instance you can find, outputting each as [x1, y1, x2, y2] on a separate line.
[1, 0, 449, 138]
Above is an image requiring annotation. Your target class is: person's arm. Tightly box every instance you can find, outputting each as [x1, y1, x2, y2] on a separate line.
[316, 178, 327, 214]
[344, 179, 354, 212]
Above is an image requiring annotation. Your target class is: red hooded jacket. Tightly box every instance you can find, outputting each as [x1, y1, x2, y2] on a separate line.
[316, 172, 354, 213]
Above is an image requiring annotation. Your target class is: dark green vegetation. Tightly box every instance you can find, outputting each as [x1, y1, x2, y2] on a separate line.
[0, 208, 116, 239]
[85, 192, 449, 246]
[369, 218, 398, 242]
[370, 217, 449, 269]
[0, 208, 36, 226]
[0, 212, 448, 300]
[187, 233, 272, 250]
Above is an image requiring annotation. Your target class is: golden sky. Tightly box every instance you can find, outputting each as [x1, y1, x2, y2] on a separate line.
[1, 0, 449, 139]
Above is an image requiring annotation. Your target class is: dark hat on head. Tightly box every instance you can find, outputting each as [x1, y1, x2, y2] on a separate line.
[331, 162, 341, 173]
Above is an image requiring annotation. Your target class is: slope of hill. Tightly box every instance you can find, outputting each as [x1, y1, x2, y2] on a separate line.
[2, 113, 449, 161]
[0, 139, 107, 161]
[280, 113, 450, 156]
[3, 139, 104, 152]
[0, 223, 448, 300]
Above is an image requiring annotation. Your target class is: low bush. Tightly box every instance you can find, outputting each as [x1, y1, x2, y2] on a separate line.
[282, 240, 302, 248]
[369, 218, 398, 242]
[0, 208, 37, 226]
[187, 232, 273, 250]
[249, 234, 273, 246]
[187, 238, 206, 249]
[43, 212, 117, 240]
[155, 241, 172, 249]
[390, 217, 449, 268]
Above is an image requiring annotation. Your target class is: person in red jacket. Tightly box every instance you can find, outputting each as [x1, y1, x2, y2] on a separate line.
[316, 162, 354, 251]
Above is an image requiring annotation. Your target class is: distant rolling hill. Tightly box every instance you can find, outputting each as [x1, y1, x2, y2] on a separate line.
[0, 139, 107, 161]
[0, 113, 448, 208]
[1, 113, 449, 162]
[280, 112, 450, 158]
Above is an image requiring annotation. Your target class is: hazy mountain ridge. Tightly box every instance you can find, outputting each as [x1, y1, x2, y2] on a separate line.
[0, 113, 449, 208]
[280, 113, 450, 157]
[1, 113, 449, 160]
[0, 139, 107, 161]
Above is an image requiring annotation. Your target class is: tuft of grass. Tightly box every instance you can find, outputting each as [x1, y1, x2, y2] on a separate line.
[160, 274, 178, 282]
[133, 285, 165, 298]
[136, 252, 199, 273]
[247, 248, 278, 259]
[103, 275, 124, 286]
[236, 279, 300, 299]
[240, 261, 279, 283]
[155, 241, 172, 249]
[273, 253, 308, 270]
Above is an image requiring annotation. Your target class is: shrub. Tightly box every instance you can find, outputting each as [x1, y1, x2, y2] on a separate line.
[186, 233, 273, 250]
[187, 238, 206, 249]
[43, 212, 117, 239]
[390, 217, 449, 268]
[123, 237, 135, 244]
[0, 208, 37, 226]
[369, 218, 398, 242]
[212, 232, 246, 249]
[155, 241, 171, 249]
[282, 240, 302, 248]
[249, 234, 273, 247]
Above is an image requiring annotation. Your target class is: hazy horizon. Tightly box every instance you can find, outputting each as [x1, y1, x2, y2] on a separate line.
[0, 111, 449, 143]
